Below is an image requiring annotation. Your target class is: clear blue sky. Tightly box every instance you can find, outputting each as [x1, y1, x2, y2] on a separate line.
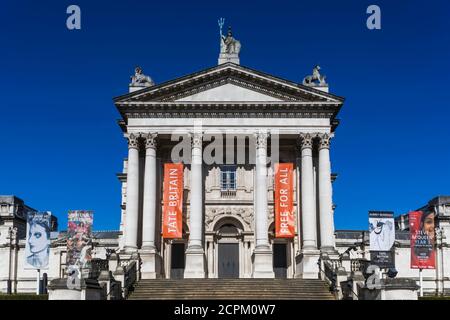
[1, 0, 449, 231]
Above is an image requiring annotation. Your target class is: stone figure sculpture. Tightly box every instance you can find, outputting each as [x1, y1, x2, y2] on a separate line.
[303, 65, 327, 86]
[218, 18, 241, 55]
[130, 66, 154, 86]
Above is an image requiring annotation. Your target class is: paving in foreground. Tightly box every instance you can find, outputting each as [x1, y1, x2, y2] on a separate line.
[128, 279, 336, 300]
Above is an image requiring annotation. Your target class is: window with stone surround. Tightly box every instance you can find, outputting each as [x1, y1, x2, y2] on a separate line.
[220, 165, 237, 192]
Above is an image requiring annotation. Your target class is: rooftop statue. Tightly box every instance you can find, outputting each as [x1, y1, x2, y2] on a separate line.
[130, 66, 154, 87]
[218, 18, 241, 56]
[303, 65, 327, 86]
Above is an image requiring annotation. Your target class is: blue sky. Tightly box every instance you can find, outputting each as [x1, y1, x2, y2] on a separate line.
[0, 0, 449, 231]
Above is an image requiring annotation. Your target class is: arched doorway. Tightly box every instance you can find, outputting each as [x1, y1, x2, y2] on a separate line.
[214, 219, 243, 279]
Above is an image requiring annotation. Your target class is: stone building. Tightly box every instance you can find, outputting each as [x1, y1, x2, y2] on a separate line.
[114, 34, 343, 280]
[1, 29, 449, 298]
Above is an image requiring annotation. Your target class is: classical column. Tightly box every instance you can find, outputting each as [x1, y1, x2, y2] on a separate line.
[252, 131, 274, 278]
[184, 132, 205, 278]
[140, 133, 161, 278]
[124, 133, 140, 253]
[300, 133, 317, 250]
[142, 133, 157, 249]
[295, 148, 302, 255]
[295, 133, 320, 279]
[318, 133, 336, 252]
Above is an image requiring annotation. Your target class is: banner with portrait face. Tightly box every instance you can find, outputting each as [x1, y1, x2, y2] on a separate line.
[409, 210, 436, 269]
[274, 163, 295, 238]
[369, 211, 395, 268]
[66, 210, 93, 270]
[25, 211, 51, 270]
[162, 163, 183, 238]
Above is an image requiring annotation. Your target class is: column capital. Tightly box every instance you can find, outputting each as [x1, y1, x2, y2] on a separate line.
[255, 131, 269, 149]
[298, 133, 313, 150]
[127, 133, 140, 150]
[190, 132, 203, 148]
[143, 132, 158, 149]
[317, 133, 331, 150]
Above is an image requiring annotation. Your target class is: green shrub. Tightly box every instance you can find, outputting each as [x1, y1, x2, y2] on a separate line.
[0, 294, 48, 300]
[419, 296, 450, 300]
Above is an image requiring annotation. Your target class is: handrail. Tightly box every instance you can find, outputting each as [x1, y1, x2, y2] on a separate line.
[317, 258, 338, 294]
[105, 279, 122, 300]
[123, 260, 137, 298]
[318, 257, 360, 300]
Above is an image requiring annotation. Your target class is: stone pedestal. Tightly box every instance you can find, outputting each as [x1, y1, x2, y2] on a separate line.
[140, 248, 162, 279]
[295, 250, 320, 279]
[218, 53, 239, 65]
[48, 278, 105, 300]
[184, 246, 206, 278]
[357, 278, 419, 300]
[380, 278, 419, 300]
[252, 247, 275, 278]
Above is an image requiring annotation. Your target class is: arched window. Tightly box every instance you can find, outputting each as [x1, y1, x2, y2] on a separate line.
[218, 224, 238, 235]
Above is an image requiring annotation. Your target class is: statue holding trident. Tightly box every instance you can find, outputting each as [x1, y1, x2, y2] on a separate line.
[218, 18, 241, 64]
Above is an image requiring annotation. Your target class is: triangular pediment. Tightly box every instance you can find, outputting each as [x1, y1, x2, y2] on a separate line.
[176, 83, 283, 102]
[114, 63, 344, 104]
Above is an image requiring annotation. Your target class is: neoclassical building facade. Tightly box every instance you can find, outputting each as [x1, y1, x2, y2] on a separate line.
[114, 51, 344, 279]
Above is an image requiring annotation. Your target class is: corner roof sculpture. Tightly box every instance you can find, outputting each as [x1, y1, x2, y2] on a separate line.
[130, 66, 154, 87]
[303, 65, 327, 86]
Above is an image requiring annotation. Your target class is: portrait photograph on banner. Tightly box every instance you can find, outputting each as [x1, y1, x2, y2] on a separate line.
[369, 211, 395, 268]
[274, 163, 295, 238]
[409, 210, 436, 269]
[24, 211, 52, 270]
[162, 163, 183, 239]
[66, 210, 94, 270]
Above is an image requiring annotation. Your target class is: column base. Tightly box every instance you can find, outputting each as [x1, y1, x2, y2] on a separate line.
[320, 246, 339, 256]
[140, 247, 162, 279]
[252, 246, 275, 278]
[123, 246, 138, 254]
[294, 249, 320, 279]
[184, 246, 205, 278]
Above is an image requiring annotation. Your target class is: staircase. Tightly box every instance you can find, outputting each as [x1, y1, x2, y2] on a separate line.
[128, 279, 336, 300]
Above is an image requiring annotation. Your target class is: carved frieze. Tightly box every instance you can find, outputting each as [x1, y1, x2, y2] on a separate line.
[205, 207, 253, 230]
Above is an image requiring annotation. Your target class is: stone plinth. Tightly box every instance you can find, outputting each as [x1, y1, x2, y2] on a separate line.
[357, 278, 419, 300]
[295, 250, 320, 279]
[140, 248, 162, 279]
[252, 247, 275, 278]
[48, 278, 105, 300]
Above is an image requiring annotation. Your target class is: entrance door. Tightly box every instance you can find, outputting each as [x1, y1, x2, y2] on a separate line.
[218, 243, 239, 278]
[170, 243, 185, 279]
[273, 243, 287, 279]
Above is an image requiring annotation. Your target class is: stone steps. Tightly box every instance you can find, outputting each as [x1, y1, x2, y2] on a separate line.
[128, 279, 336, 300]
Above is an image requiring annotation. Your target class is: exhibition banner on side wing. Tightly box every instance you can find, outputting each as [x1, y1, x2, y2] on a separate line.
[409, 210, 436, 269]
[66, 210, 93, 269]
[163, 163, 183, 239]
[24, 211, 52, 270]
[275, 163, 295, 238]
[369, 211, 395, 268]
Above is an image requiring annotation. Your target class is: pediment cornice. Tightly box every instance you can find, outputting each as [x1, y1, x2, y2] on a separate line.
[118, 101, 342, 119]
[114, 63, 345, 105]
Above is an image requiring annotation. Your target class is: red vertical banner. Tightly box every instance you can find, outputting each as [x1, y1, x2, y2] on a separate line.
[274, 163, 295, 238]
[162, 163, 183, 239]
[409, 210, 436, 269]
